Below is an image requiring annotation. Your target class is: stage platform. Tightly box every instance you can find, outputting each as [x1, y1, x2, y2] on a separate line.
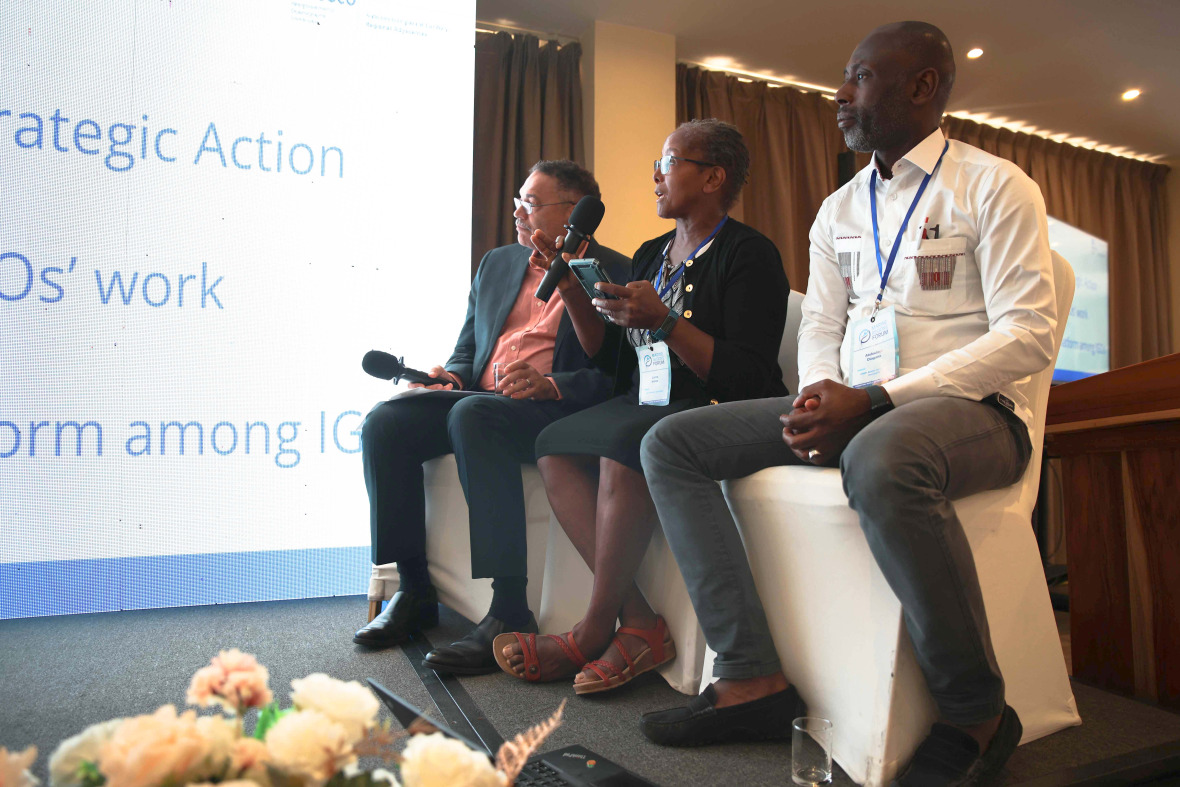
[3, 596, 1180, 786]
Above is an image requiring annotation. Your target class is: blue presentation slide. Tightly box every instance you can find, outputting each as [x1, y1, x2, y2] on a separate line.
[1, 0, 475, 618]
[1048, 218, 1110, 382]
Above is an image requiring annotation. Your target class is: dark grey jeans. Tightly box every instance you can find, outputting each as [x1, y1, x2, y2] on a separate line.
[640, 394, 1031, 725]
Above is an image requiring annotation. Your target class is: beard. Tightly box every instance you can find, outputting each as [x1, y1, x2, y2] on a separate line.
[841, 112, 876, 153]
[840, 84, 913, 154]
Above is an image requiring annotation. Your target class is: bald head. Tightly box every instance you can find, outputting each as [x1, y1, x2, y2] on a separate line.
[859, 21, 956, 114]
[835, 21, 956, 167]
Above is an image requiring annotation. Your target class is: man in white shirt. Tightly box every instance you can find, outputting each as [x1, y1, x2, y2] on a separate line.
[638, 21, 1057, 786]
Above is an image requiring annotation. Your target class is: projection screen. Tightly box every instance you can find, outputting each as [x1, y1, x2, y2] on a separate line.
[1, 0, 475, 618]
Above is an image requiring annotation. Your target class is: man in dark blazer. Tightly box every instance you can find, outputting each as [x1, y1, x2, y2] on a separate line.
[354, 160, 630, 675]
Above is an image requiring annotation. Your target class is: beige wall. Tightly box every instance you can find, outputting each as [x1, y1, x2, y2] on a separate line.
[582, 21, 676, 258]
[1167, 160, 1180, 352]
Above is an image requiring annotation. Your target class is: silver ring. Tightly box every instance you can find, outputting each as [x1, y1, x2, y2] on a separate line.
[807, 449, 821, 460]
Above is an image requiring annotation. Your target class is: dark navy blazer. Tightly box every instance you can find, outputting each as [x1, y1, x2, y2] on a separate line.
[445, 240, 631, 409]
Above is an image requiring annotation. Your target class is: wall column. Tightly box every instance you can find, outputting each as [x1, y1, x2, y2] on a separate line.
[581, 21, 676, 257]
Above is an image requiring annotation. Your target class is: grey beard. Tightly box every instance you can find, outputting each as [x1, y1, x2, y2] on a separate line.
[842, 125, 874, 153]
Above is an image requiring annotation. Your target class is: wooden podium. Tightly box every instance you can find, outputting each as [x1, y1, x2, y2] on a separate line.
[1044, 353, 1180, 708]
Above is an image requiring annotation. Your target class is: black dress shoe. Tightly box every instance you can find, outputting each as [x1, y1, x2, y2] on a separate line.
[640, 683, 805, 747]
[353, 587, 439, 647]
[422, 612, 538, 675]
[891, 705, 1022, 787]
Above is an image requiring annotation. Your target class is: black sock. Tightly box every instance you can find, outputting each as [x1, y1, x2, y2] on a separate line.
[489, 576, 530, 627]
[396, 555, 432, 595]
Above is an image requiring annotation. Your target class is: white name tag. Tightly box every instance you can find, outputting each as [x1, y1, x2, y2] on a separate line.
[637, 342, 672, 406]
[848, 306, 900, 388]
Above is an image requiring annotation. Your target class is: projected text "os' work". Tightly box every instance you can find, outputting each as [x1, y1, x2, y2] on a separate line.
[0, 253, 225, 310]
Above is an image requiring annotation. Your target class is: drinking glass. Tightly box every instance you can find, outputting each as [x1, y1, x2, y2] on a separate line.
[792, 717, 833, 786]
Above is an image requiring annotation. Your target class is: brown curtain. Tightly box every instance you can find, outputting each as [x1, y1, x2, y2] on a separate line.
[677, 64, 1173, 367]
[471, 32, 585, 277]
[942, 117, 1172, 366]
[677, 64, 860, 294]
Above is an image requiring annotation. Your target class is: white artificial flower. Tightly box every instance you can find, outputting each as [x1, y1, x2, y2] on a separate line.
[399, 734, 504, 787]
[0, 746, 39, 787]
[289, 674, 379, 744]
[265, 709, 354, 783]
[48, 721, 122, 787]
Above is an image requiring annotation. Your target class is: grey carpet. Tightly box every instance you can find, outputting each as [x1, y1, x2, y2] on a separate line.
[3, 596, 1180, 786]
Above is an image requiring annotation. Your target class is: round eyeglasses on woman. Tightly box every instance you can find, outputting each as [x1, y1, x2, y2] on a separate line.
[653, 154, 717, 175]
[513, 197, 574, 214]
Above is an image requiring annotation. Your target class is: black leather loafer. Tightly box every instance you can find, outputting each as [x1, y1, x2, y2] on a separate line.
[640, 683, 804, 747]
[422, 612, 539, 675]
[891, 705, 1022, 787]
[353, 587, 439, 647]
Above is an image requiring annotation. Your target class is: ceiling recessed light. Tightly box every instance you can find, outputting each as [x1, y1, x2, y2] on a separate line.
[1122, 89, 1141, 101]
[966, 48, 983, 59]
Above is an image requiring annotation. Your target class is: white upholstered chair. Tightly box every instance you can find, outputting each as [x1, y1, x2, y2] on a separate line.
[710, 252, 1080, 785]
[366, 455, 551, 625]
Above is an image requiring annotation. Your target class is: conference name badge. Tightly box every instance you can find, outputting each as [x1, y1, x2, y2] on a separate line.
[637, 342, 672, 406]
[848, 306, 900, 388]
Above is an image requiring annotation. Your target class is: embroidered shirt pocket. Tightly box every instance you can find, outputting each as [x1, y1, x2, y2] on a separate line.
[901, 236, 970, 315]
[834, 235, 863, 295]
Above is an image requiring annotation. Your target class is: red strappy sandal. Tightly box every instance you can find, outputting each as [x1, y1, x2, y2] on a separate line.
[492, 630, 590, 683]
[574, 616, 676, 695]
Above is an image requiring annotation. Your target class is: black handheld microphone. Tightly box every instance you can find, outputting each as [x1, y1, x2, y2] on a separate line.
[362, 350, 455, 388]
[534, 195, 606, 302]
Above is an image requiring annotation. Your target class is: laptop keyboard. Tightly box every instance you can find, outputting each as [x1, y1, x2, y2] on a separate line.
[516, 760, 572, 786]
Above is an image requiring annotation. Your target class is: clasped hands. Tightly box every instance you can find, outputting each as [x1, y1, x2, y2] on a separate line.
[530, 228, 668, 330]
[407, 362, 557, 400]
[780, 379, 874, 466]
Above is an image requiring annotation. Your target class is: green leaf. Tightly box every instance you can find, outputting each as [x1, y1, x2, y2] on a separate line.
[78, 761, 105, 787]
[253, 703, 291, 740]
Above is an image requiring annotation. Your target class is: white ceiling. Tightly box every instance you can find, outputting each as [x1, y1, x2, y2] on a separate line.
[476, 0, 1179, 163]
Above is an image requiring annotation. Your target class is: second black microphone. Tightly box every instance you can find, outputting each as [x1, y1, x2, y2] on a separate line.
[534, 195, 606, 302]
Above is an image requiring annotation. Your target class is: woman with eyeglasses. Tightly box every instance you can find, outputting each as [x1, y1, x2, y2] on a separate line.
[493, 118, 789, 694]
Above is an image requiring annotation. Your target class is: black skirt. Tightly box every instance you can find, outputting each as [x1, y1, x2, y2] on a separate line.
[535, 393, 704, 473]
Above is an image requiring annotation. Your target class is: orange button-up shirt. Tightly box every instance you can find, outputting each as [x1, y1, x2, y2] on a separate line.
[476, 262, 566, 393]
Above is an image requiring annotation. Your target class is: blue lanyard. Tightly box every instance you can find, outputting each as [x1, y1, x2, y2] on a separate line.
[656, 215, 728, 298]
[869, 141, 948, 318]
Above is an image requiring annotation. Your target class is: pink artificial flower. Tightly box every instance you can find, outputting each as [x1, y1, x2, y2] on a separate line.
[185, 649, 273, 715]
[229, 738, 271, 781]
[98, 707, 209, 787]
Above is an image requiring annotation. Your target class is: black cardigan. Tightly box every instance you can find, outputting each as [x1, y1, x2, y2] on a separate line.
[592, 218, 790, 403]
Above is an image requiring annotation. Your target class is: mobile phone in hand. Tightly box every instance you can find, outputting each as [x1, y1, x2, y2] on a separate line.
[568, 258, 619, 302]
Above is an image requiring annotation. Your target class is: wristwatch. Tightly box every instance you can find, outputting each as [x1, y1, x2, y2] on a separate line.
[651, 308, 680, 342]
[865, 384, 894, 419]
